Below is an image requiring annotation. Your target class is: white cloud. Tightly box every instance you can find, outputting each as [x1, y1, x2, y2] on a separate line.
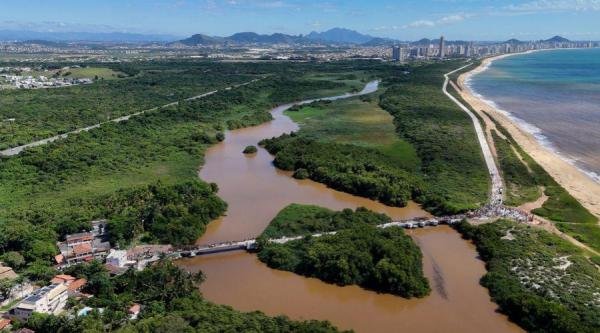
[506, 0, 600, 12]
[404, 20, 436, 28]
[402, 13, 471, 29]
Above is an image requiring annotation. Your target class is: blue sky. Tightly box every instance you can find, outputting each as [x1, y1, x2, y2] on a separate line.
[1, 0, 599, 40]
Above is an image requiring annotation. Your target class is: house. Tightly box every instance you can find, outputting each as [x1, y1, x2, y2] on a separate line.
[128, 303, 141, 320]
[56, 229, 111, 267]
[67, 278, 87, 293]
[49, 274, 87, 295]
[0, 265, 17, 280]
[105, 250, 129, 268]
[12, 284, 68, 320]
[50, 274, 76, 285]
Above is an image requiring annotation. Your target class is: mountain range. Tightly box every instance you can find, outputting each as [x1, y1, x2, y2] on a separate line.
[176, 28, 381, 46]
[0, 27, 575, 46]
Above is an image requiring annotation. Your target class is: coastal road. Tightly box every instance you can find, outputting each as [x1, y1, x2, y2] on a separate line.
[443, 65, 504, 205]
[0, 77, 263, 157]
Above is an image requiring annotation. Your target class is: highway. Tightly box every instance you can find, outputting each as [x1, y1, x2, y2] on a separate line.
[443, 65, 504, 205]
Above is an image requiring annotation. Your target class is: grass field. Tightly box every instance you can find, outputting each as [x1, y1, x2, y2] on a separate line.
[285, 96, 420, 171]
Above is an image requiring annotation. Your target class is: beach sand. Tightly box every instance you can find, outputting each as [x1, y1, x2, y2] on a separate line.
[457, 55, 600, 220]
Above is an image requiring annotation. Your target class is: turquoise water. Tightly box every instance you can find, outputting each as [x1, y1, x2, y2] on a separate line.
[468, 48, 600, 182]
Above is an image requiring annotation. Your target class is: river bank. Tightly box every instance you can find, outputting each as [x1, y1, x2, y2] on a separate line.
[458, 53, 600, 219]
[178, 81, 523, 332]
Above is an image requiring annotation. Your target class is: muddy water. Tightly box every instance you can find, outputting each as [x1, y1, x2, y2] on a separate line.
[180, 82, 523, 332]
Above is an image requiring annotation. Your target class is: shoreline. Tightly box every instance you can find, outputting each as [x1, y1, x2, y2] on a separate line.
[457, 52, 600, 219]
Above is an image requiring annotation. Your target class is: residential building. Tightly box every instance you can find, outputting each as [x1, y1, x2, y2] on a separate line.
[56, 227, 111, 266]
[105, 250, 130, 268]
[12, 284, 68, 320]
[49, 274, 87, 294]
[128, 303, 141, 320]
[50, 274, 76, 285]
[392, 46, 400, 61]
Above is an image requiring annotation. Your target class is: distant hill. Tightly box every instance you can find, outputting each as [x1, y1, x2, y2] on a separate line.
[362, 37, 401, 46]
[307, 28, 374, 44]
[177, 32, 305, 46]
[505, 38, 524, 44]
[178, 34, 221, 46]
[228, 32, 304, 44]
[0, 30, 180, 42]
[545, 35, 570, 43]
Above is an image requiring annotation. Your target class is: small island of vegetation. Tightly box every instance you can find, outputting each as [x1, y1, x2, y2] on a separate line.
[257, 204, 430, 298]
[243, 145, 258, 154]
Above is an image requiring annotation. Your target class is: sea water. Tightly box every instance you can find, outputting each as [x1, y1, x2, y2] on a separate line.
[468, 48, 600, 182]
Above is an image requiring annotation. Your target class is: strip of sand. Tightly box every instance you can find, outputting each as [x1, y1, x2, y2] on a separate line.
[456, 54, 600, 219]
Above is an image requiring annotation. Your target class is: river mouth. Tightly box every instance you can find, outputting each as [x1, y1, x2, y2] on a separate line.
[179, 82, 523, 333]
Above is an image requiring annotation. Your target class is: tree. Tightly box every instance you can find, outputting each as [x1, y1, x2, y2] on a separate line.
[1, 251, 25, 270]
[0, 278, 15, 300]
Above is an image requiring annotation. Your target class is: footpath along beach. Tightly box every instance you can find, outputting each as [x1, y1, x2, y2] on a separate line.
[456, 53, 600, 219]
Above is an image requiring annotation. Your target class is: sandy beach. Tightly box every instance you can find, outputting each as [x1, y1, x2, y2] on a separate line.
[457, 54, 600, 219]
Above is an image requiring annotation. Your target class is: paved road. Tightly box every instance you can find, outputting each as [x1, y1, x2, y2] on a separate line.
[443, 65, 504, 205]
[0, 78, 263, 157]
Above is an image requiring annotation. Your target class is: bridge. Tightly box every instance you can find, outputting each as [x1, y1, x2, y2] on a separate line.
[170, 206, 531, 259]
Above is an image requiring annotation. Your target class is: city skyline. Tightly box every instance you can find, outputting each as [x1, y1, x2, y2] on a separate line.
[1, 0, 600, 41]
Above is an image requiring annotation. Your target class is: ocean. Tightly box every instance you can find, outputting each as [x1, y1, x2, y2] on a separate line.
[467, 48, 600, 183]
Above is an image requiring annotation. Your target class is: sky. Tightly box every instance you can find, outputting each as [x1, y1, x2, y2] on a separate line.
[0, 0, 599, 40]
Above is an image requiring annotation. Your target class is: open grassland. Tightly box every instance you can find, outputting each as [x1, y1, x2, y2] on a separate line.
[491, 130, 542, 206]
[285, 96, 420, 170]
[457, 220, 600, 333]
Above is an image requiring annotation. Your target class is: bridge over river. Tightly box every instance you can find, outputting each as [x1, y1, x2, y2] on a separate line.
[171, 205, 529, 259]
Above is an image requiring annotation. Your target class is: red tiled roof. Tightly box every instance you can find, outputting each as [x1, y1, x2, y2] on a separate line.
[67, 278, 87, 291]
[54, 254, 65, 264]
[73, 243, 93, 255]
[51, 274, 76, 284]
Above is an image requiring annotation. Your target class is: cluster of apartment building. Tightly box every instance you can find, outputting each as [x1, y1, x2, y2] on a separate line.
[391, 36, 599, 62]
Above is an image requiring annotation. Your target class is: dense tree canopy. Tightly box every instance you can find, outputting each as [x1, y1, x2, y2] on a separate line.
[457, 220, 600, 333]
[258, 204, 430, 298]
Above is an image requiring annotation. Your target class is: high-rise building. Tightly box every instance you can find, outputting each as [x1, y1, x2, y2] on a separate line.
[392, 46, 400, 61]
[439, 36, 445, 59]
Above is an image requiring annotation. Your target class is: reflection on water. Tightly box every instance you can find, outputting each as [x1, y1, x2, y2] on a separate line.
[180, 82, 523, 332]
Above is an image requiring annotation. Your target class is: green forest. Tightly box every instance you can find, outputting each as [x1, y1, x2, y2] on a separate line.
[456, 220, 600, 333]
[257, 204, 430, 298]
[0, 61, 369, 282]
[0, 60, 376, 332]
[261, 61, 489, 215]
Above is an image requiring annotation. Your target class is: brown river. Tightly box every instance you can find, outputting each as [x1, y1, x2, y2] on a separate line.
[178, 82, 523, 333]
